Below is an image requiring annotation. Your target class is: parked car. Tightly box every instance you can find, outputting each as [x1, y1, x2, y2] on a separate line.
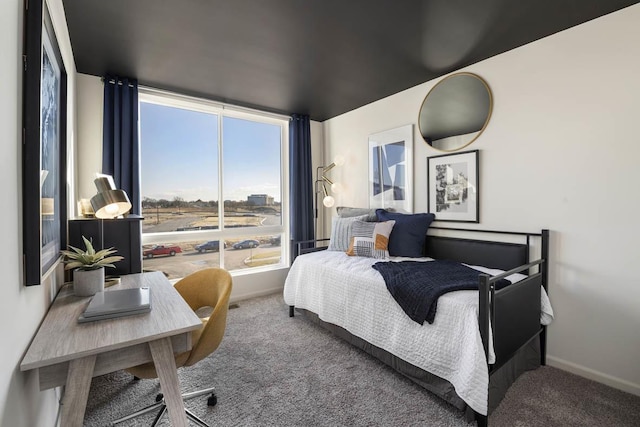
[269, 235, 281, 246]
[195, 240, 225, 253]
[233, 239, 260, 250]
[143, 245, 182, 258]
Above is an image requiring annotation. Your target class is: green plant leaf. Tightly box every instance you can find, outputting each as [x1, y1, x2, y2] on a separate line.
[61, 235, 123, 270]
[94, 248, 118, 258]
[82, 236, 96, 256]
[100, 256, 124, 265]
[100, 263, 117, 269]
[64, 261, 85, 270]
[66, 245, 86, 255]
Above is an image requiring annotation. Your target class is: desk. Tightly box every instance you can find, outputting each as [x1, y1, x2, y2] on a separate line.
[20, 272, 202, 427]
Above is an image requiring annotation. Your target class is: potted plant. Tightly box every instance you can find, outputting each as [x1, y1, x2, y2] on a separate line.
[61, 236, 124, 296]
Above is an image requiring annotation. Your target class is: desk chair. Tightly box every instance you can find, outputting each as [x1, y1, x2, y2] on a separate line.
[112, 268, 232, 426]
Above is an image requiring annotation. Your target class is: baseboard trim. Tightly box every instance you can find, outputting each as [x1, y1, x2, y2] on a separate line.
[228, 267, 288, 304]
[547, 355, 640, 397]
[230, 286, 282, 304]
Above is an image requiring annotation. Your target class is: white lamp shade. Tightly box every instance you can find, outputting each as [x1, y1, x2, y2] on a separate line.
[330, 182, 343, 194]
[322, 195, 335, 208]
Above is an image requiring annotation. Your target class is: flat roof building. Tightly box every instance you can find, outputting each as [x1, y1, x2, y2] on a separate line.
[247, 194, 274, 206]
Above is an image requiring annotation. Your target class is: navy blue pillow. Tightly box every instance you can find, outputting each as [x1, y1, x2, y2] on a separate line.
[375, 209, 435, 257]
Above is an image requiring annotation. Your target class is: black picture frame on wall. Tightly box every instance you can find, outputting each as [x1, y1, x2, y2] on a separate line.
[23, 0, 68, 286]
[427, 150, 479, 223]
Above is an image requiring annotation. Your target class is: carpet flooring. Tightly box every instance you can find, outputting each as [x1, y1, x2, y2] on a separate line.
[84, 292, 640, 426]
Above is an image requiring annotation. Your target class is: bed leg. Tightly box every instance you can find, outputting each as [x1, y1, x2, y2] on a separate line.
[540, 325, 547, 366]
[289, 306, 294, 317]
[475, 412, 488, 427]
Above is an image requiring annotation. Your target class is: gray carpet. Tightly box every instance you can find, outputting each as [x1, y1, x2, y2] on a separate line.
[84, 293, 640, 426]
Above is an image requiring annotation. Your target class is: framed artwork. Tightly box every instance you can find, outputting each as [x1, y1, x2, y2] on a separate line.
[427, 150, 479, 222]
[23, 0, 68, 286]
[368, 124, 413, 213]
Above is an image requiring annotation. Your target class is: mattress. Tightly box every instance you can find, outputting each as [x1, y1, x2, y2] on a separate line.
[283, 250, 554, 415]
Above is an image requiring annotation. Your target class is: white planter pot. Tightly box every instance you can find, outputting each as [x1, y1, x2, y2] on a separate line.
[73, 267, 105, 297]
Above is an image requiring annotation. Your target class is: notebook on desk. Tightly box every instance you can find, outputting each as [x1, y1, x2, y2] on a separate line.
[78, 287, 151, 323]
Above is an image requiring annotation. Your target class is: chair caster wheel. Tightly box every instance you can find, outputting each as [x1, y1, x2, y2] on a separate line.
[155, 393, 163, 402]
[207, 393, 217, 406]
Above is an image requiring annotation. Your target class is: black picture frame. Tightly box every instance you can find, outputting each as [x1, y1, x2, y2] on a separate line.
[427, 150, 479, 223]
[23, 0, 68, 286]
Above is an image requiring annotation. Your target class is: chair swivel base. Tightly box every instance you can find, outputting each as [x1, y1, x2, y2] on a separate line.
[111, 387, 217, 426]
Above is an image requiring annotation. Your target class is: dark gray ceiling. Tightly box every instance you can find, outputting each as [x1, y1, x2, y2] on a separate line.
[62, 0, 639, 121]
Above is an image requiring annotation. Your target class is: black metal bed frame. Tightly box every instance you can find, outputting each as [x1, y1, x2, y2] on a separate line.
[291, 228, 549, 427]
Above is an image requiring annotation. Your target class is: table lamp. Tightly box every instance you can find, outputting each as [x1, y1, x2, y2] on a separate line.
[90, 174, 132, 219]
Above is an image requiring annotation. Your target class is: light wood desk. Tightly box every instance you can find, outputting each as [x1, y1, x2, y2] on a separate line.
[20, 271, 202, 427]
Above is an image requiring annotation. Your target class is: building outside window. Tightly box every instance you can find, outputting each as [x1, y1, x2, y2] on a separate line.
[247, 194, 274, 206]
[138, 88, 289, 280]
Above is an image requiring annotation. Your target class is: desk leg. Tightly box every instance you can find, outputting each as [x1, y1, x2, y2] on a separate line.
[60, 355, 97, 427]
[149, 337, 188, 427]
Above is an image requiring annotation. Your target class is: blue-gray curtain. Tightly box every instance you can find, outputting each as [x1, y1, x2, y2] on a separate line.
[289, 114, 314, 259]
[102, 75, 140, 214]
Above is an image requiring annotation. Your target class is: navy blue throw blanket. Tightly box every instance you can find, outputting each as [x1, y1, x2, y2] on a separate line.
[372, 260, 512, 325]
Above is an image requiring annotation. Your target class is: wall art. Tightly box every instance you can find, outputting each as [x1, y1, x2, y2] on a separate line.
[427, 150, 479, 222]
[23, 0, 68, 285]
[368, 124, 413, 213]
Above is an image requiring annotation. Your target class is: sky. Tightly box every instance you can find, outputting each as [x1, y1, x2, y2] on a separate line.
[140, 102, 282, 202]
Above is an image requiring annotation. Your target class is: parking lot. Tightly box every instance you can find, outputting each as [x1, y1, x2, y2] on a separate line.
[142, 244, 281, 279]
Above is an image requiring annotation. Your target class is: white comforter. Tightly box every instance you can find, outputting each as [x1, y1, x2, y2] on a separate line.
[283, 250, 554, 415]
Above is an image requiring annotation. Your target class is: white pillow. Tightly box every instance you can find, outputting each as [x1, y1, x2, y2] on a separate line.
[327, 215, 369, 252]
[336, 206, 378, 221]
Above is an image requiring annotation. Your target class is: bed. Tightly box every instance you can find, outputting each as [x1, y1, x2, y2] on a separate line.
[284, 227, 552, 426]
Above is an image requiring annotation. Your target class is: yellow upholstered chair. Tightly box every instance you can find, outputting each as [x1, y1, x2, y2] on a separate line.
[112, 268, 232, 426]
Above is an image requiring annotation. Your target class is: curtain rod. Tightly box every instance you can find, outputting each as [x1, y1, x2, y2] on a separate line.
[101, 77, 136, 88]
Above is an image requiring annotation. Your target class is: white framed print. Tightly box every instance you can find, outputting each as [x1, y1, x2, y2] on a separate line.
[368, 124, 413, 213]
[427, 149, 479, 222]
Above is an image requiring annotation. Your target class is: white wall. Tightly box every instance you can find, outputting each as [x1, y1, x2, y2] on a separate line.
[310, 120, 328, 238]
[0, 0, 77, 426]
[76, 74, 104, 203]
[324, 4, 640, 396]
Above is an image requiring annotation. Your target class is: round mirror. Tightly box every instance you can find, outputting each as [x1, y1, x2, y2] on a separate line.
[418, 72, 492, 151]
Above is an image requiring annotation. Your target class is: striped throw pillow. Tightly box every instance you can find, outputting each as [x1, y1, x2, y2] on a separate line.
[346, 220, 395, 259]
[327, 214, 369, 252]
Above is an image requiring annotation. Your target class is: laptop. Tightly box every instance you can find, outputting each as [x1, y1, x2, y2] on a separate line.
[78, 287, 151, 323]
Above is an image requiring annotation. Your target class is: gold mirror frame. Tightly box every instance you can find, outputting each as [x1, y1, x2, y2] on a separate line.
[418, 72, 493, 152]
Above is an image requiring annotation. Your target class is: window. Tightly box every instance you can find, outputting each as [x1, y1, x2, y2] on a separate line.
[139, 89, 288, 279]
